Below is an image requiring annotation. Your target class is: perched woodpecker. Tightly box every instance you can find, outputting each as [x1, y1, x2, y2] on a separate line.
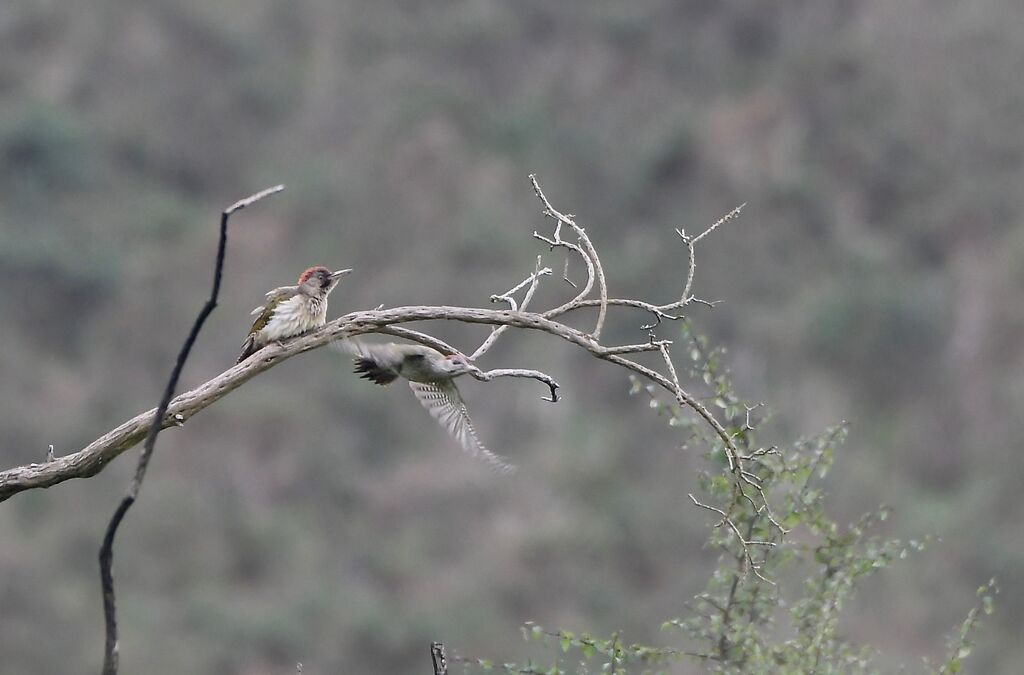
[338, 340, 516, 474]
[237, 266, 351, 364]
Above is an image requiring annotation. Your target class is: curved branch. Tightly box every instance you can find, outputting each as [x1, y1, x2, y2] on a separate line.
[468, 367, 560, 403]
[0, 305, 738, 502]
[530, 174, 609, 340]
[375, 326, 460, 355]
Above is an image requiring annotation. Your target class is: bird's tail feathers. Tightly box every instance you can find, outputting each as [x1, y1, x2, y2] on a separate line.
[353, 357, 400, 385]
[236, 336, 256, 364]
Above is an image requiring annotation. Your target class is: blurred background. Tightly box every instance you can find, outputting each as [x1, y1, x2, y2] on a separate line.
[1, 0, 1022, 672]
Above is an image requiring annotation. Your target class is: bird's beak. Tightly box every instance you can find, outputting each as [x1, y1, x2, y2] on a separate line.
[330, 268, 353, 280]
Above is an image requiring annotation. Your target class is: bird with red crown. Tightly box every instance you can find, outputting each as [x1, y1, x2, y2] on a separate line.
[237, 265, 351, 363]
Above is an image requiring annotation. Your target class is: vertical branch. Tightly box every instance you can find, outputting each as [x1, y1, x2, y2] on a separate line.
[675, 228, 697, 305]
[431, 642, 448, 675]
[529, 174, 609, 340]
[98, 185, 283, 675]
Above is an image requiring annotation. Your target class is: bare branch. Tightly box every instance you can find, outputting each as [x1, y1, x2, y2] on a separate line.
[690, 203, 745, 245]
[675, 227, 697, 305]
[529, 174, 609, 340]
[99, 184, 284, 675]
[468, 366, 560, 403]
[532, 233, 594, 312]
[489, 257, 551, 311]
[658, 342, 684, 400]
[375, 326, 460, 356]
[561, 256, 577, 288]
[472, 258, 551, 360]
[1, 305, 741, 501]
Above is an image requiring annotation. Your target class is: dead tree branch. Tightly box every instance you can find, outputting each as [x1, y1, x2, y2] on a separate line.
[1, 176, 767, 576]
[529, 174, 609, 339]
[98, 185, 283, 675]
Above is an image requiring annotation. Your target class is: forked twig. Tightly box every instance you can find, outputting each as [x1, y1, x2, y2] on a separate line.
[530, 174, 610, 340]
[472, 258, 551, 360]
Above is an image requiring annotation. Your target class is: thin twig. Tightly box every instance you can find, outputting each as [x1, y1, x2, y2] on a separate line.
[472, 258, 551, 360]
[561, 257, 577, 288]
[532, 233, 594, 314]
[658, 342, 684, 397]
[98, 185, 283, 675]
[690, 203, 745, 245]
[675, 227, 697, 305]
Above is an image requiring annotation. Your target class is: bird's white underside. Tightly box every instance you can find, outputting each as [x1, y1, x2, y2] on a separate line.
[255, 295, 327, 342]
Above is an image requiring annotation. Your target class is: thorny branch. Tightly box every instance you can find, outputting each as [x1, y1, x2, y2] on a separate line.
[98, 185, 283, 675]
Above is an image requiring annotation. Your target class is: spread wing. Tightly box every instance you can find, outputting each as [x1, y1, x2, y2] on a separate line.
[409, 380, 516, 474]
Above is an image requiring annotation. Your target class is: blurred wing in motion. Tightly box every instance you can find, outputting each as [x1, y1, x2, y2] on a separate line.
[334, 339, 404, 385]
[330, 336, 364, 357]
[408, 380, 517, 474]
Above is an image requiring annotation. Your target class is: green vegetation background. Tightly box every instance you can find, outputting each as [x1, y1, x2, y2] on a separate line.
[0, 1, 1021, 672]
